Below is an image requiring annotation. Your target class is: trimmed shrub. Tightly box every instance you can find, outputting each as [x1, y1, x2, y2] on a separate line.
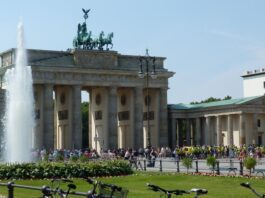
[244, 157, 256, 176]
[0, 160, 133, 180]
[206, 156, 217, 171]
[69, 155, 79, 162]
[182, 157, 193, 173]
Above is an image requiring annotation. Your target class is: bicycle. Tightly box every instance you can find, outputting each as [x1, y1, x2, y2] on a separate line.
[41, 178, 76, 198]
[86, 178, 128, 198]
[146, 183, 189, 197]
[240, 182, 265, 198]
[147, 183, 207, 198]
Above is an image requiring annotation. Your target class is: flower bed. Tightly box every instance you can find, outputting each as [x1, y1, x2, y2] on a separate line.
[0, 160, 133, 179]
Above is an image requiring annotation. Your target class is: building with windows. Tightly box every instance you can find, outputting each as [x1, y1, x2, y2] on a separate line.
[168, 69, 265, 148]
[242, 68, 265, 97]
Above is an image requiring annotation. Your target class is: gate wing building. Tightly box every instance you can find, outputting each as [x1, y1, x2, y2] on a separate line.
[168, 95, 265, 148]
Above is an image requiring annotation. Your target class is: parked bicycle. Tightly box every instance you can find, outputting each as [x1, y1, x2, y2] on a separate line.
[41, 178, 76, 198]
[86, 178, 128, 198]
[147, 183, 207, 198]
[240, 182, 265, 198]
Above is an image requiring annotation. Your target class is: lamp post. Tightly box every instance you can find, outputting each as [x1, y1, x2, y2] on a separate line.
[138, 49, 157, 151]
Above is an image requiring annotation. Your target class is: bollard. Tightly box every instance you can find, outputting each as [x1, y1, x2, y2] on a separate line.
[176, 160, 180, 173]
[229, 159, 233, 168]
[216, 161, 220, 175]
[7, 182, 14, 198]
[144, 159, 146, 171]
[240, 160, 243, 176]
[160, 160, 162, 172]
[195, 160, 198, 173]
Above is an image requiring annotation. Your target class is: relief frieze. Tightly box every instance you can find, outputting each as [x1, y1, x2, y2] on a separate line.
[32, 70, 168, 87]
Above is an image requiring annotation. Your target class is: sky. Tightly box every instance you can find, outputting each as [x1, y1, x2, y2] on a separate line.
[1, 1, 265, 104]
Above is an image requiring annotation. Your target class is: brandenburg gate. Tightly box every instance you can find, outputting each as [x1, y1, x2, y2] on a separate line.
[0, 48, 173, 151]
[0, 10, 174, 151]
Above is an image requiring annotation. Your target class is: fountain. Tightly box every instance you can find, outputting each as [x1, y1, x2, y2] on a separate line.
[3, 22, 35, 162]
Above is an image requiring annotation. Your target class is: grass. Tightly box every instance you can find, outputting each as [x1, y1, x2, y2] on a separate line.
[0, 172, 264, 197]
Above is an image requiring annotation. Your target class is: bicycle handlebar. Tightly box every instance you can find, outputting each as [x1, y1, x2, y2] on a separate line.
[240, 182, 250, 188]
[86, 177, 125, 197]
[147, 183, 189, 195]
[100, 182, 122, 191]
[51, 178, 73, 183]
[190, 188, 208, 195]
[240, 183, 265, 198]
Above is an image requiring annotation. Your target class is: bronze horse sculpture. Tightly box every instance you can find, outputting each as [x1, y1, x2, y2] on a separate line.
[73, 10, 114, 50]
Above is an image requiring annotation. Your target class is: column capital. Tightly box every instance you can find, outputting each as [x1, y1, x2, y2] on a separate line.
[44, 84, 54, 89]
[109, 86, 118, 95]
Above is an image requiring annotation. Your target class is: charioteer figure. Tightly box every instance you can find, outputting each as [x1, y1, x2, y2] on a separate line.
[73, 8, 114, 51]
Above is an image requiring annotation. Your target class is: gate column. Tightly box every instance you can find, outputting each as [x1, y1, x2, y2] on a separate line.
[72, 85, 82, 148]
[43, 84, 54, 149]
[108, 86, 118, 149]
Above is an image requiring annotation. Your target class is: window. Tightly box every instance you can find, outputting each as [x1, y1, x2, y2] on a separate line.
[58, 110, 68, 120]
[143, 111, 154, 121]
[118, 111, 130, 121]
[95, 111, 102, 120]
[257, 119, 261, 127]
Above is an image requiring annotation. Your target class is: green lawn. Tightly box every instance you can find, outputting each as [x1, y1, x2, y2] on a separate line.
[0, 172, 264, 197]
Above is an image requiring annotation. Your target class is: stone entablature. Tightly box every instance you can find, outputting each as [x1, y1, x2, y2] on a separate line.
[0, 49, 173, 89]
[0, 48, 167, 70]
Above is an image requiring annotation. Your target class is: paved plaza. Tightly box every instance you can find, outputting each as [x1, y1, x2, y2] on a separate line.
[132, 157, 265, 176]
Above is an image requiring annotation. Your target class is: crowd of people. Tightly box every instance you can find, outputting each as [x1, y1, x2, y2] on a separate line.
[172, 145, 264, 160]
[30, 144, 265, 163]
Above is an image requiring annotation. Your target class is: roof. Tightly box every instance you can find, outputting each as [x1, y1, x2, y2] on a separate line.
[168, 95, 262, 110]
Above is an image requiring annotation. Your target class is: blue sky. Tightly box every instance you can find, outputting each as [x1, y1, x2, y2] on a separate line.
[1, 1, 265, 104]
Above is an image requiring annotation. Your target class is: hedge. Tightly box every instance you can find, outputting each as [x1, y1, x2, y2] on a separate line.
[0, 160, 133, 179]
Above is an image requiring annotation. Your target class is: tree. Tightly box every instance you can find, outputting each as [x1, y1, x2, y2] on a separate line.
[223, 95, 232, 100]
[81, 102, 89, 148]
[206, 156, 217, 173]
[244, 157, 257, 176]
[190, 95, 232, 104]
[182, 157, 193, 173]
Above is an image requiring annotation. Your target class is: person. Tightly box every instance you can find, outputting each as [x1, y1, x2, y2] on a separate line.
[40, 148, 47, 161]
[124, 148, 131, 160]
[150, 148, 158, 167]
[129, 149, 142, 170]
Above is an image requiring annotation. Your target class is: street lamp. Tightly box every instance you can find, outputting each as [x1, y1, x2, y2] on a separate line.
[138, 49, 157, 151]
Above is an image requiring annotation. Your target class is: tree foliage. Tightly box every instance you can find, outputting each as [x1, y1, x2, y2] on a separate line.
[81, 102, 89, 148]
[182, 157, 193, 173]
[206, 156, 217, 171]
[243, 157, 257, 176]
[190, 95, 232, 104]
